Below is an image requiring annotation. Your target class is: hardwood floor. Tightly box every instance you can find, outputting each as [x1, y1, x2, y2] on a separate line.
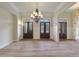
[0, 39, 79, 57]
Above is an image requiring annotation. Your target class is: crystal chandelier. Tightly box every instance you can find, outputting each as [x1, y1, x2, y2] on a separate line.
[30, 2, 43, 23]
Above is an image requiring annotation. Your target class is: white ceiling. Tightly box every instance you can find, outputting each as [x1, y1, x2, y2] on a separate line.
[12, 2, 63, 18]
[13, 2, 61, 13]
[0, 2, 76, 18]
[69, 2, 79, 10]
[62, 2, 78, 15]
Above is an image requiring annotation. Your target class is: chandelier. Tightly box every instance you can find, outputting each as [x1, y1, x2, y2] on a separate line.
[30, 2, 43, 23]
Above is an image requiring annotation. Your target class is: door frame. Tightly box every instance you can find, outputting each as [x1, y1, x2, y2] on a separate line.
[40, 22, 50, 39]
[59, 22, 67, 40]
[23, 22, 33, 39]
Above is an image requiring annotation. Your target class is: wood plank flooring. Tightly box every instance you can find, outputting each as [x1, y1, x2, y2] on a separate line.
[0, 39, 79, 57]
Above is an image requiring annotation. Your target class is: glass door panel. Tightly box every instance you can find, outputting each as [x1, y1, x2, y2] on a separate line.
[24, 23, 27, 33]
[40, 22, 50, 39]
[23, 22, 33, 39]
[41, 23, 44, 33]
[29, 22, 33, 33]
[46, 23, 49, 33]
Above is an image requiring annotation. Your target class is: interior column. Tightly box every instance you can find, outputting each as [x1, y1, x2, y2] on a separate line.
[33, 21, 40, 39]
[52, 15, 59, 42]
[50, 18, 53, 40]
[67, 15, 73, 40]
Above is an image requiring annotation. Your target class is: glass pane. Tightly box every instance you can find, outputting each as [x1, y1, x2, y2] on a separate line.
[24, 23, 27, 33]
[29, 23, 32, 33]
[63, 23, 67, 34]
[40, 19, 49, 22]
[41, 23, 44, 33]
[46, 23, 49, 33]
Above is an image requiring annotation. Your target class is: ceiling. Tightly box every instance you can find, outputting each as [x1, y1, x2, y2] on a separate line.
[69, 2, 79, 10]
[61, 2, 79, 16]
[0, 2, 76, 18]
[15, 2, 64, 18]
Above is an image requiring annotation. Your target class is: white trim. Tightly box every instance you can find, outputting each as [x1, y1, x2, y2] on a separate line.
[0, 41, 13, 49]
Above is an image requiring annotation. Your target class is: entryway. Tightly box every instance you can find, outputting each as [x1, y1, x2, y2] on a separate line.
[23, 22, 33, 39]
[40, 22, 50, 39]
[59, 22, 67, 41]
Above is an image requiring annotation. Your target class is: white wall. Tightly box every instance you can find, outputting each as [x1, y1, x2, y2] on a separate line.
[73, 16, 79, 40]
[0, 7, 16, 48]
[67, 15, 73, 39]
[12, 14, 18, 41]
[75, 16, 79, 40]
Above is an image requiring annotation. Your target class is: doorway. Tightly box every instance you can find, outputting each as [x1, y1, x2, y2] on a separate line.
[59, 22, 67, 41]
[40, 22, 50, 39]
[23, 22, 33, 39]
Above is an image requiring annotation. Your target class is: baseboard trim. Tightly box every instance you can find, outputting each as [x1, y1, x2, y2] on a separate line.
[13, 39, 20, 42]
[20, 39, 54, 41]
[0, 41, 13, 49]
[67, 39, 75, 40]
[59, 39, 75, 41]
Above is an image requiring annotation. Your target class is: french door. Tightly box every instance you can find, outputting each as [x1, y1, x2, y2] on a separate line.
[59, 22, 67, 40]
[23, 22, 33, 39]
[40, 22, 50, 39]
